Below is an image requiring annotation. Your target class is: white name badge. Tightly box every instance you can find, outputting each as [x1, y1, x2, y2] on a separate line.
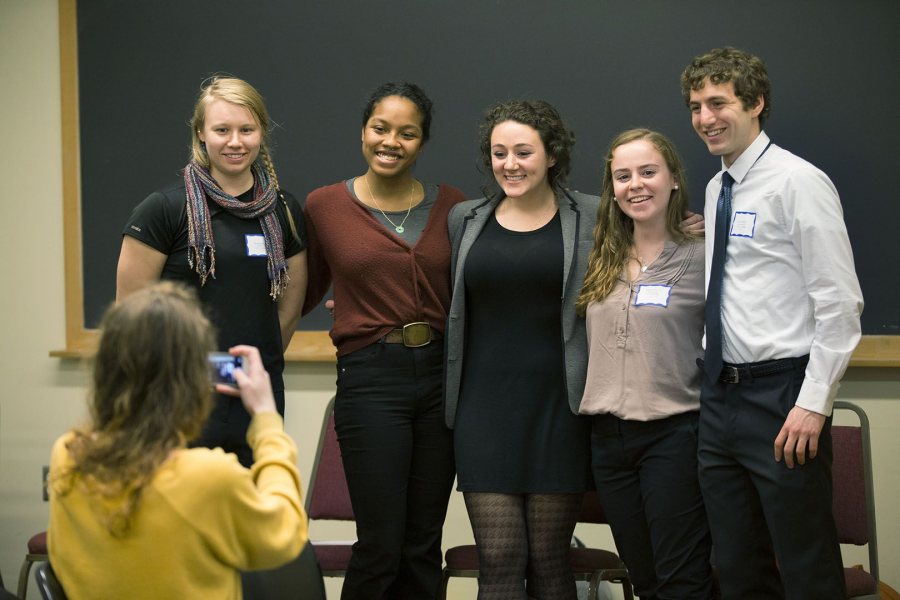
[730, 211, 757, 238]
[634, 284, 672, 307]
[245, 234, 267, 257]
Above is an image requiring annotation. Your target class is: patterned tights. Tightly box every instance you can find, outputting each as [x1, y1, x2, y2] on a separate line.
[463, 492, 582, 600]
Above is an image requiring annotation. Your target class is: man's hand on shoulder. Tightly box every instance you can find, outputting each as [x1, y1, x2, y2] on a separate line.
[774, 406, 827, 469]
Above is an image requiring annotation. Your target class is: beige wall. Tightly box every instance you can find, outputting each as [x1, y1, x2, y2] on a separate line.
[0, 1, 896, 598]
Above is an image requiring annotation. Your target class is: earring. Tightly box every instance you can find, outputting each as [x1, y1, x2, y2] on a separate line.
[673, 184, 679, 190]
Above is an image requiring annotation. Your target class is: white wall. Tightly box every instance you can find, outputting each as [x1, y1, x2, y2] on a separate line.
[0, 2, 896, 598]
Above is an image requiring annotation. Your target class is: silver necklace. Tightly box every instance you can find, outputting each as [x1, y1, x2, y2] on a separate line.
[365, 175, 415, 233]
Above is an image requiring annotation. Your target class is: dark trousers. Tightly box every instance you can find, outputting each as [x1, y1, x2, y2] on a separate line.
[191, 389, 286, 468]
[698, 360, 845, 600]
[334, 340, 456, 600]
[591, 411, 713, 600]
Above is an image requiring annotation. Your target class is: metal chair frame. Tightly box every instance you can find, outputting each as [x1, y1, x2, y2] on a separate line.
[832, 400, 880, 600]
[304, 396, 356, 578]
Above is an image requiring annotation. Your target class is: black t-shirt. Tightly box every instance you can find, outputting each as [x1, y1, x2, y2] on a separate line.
[123, 181, 307, 392]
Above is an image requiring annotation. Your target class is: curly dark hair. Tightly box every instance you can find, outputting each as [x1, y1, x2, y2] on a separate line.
[478, 99, 575, 194]
[361, 82, 434, 143]
[680, 47, 771, 127]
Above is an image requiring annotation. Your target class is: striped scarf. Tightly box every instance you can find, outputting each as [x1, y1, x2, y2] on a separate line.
[183, 160, 289, 299]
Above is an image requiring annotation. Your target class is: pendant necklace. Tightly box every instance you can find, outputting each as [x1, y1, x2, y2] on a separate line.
[365, 175, 415, 233]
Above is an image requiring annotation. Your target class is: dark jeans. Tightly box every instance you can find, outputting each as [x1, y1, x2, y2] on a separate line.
[334, 340, 455, 600]
[698, 359, 845, 600]
[191, 389, 286, 468]
[591, 411, 714, 600]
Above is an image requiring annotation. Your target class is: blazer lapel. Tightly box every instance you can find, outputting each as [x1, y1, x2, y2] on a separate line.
[558, 190, 581, 295]
[452, 197, 499, 289]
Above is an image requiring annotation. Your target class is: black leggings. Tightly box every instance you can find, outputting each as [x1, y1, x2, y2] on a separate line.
[464, 492, 582, 600]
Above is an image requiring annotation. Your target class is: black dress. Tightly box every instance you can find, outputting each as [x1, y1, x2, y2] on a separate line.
[454, 212, 591, 493]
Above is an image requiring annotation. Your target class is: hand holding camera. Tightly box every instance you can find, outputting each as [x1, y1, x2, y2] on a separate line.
[211, 345, 277, 416]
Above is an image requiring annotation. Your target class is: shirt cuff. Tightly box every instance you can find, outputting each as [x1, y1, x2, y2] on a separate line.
[794, 377, 839, 416]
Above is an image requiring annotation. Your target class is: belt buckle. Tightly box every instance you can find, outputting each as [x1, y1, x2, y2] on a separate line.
[720, 365, 740, 384]
[402, 322, 431, 348]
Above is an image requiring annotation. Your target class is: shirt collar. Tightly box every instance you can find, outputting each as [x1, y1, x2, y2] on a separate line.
[719, 130, 770, 185]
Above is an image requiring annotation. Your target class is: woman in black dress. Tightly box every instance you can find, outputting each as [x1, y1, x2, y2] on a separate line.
[444, 100, 596, 599]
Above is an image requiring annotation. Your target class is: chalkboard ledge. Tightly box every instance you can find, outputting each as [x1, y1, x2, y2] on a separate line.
[50, 331, 338, 362]
[49, 334, 900, 367]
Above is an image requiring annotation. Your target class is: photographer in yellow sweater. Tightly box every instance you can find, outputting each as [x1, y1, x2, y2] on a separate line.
[47, 282, 308, 599]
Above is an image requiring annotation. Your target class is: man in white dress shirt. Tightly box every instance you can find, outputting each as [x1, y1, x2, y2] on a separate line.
[680, 47, 863, 599]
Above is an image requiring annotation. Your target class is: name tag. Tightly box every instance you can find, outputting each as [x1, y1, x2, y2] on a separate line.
[245, 234, 267, 256]
[634, 284, 671, 307]
[730, 211, 757, 238]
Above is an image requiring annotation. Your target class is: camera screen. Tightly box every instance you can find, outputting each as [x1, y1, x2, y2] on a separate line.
[208, 353, 242, 385]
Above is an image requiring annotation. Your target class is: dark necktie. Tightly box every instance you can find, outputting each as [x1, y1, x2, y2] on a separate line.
[704, 171, 734, 381]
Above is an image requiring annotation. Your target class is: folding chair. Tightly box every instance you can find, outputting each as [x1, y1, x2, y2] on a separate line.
[831, 400, 879, 599]
[17, 531, 47, 599]
[305, 396, 356, 578]
[439, 490, 633, 599]
[33, 562, 67, 600]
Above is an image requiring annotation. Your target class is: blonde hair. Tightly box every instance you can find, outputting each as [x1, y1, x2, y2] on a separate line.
[576, 129, 693, 314]
[56, 282, 215, 536]
[190, 75, 282, 190]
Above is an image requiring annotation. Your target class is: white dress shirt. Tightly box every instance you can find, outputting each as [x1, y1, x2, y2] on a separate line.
[704, 131, 864, 416]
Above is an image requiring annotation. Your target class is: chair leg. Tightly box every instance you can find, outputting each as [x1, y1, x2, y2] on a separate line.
[439, 570, 450, 600]
[589, 571, 634, 600]
[17, 555, 35, 600]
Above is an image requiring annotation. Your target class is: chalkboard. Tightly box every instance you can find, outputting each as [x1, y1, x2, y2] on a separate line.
[59, 0, 900, 360]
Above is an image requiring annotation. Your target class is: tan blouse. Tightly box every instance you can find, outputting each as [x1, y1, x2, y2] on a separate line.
[579, 238, 705, 421]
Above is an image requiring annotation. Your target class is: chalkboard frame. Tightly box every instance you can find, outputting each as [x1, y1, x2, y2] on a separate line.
[51, 0, 900, 366]
[52, 0, 334, 360]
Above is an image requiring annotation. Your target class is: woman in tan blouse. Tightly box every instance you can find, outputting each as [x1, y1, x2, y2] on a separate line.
[576, 129, 714, 599]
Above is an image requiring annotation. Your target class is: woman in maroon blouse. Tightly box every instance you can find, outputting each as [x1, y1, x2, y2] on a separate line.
[302, 82, 465, 600]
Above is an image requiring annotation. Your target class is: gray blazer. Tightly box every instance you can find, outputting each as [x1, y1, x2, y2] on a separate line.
[443, 189, 601, 428]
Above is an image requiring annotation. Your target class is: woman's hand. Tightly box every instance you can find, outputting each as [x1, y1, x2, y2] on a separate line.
[680, 211, 705, 235]
[215, 345, 277, 416]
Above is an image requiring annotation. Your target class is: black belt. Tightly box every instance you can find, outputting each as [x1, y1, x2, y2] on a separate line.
[383, 322, 438, 347]
[697, 355, 809, 384]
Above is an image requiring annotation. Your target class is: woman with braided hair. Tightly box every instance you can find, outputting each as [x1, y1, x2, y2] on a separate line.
[116, 76, 308, 468]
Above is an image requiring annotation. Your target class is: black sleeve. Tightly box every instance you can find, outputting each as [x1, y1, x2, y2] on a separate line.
[121, 186, 185, 255]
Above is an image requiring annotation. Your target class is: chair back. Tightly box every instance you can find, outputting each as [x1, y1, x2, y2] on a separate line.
[34, 562, 67, 600]
[305, 397, 354, 521]
[831, 400, 880, 594]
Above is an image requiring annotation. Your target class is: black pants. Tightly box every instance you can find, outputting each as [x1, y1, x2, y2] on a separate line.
[334, 340, 455, 600]
[698, 359, 845, 600]
[591, 411, 713, 600]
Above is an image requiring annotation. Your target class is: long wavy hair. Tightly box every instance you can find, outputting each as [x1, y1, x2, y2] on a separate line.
[55, 282, 215, 536]
[576, 129, 693, 314]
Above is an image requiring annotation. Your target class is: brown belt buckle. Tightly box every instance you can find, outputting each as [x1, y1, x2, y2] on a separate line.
[402, 322, 432, 348]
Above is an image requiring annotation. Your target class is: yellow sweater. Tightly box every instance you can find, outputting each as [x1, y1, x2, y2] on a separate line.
[48, 412, 308, 599]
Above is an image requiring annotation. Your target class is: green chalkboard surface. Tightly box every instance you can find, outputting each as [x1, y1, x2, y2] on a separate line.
[64, 0, 900, 359]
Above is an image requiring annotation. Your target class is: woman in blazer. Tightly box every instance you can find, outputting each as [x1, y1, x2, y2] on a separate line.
[445, 100, 596, 599]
